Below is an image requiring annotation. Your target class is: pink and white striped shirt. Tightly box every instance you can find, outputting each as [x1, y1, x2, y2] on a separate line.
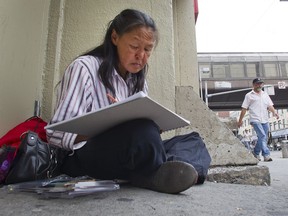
[46, 55, 148, 150]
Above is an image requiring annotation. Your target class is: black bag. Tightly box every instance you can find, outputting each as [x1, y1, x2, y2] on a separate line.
[163, 132, 211, 184]
[0, 145, 17, 184]
[5, 131, 63, 184]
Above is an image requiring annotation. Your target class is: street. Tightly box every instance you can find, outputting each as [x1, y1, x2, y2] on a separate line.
[0, 150, 287, 216]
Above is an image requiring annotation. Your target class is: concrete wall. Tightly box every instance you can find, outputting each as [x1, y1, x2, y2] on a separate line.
[42, 0, 199, 123]
[0, 0, 49, 137]
[173, 0, 199, 89]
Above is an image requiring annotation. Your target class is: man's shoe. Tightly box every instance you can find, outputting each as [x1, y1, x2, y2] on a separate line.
[252, 152, 261, 161]
[264, 156, 273, 162]
[130, 161, 198, 194]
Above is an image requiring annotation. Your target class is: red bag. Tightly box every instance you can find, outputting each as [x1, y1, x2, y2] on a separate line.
[0, 116, 47, 149]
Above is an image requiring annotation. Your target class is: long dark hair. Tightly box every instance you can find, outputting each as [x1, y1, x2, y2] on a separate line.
[83, 9, 159, 95]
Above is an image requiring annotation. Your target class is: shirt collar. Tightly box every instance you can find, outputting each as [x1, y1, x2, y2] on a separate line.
[252, 89, 263, 94]
[112, 68, 133, 82]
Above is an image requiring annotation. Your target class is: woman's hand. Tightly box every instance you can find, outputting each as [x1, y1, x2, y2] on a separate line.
[74, 135, 89, 144]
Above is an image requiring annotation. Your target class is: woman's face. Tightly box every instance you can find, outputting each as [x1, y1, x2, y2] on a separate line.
[111, 26, 156, 78]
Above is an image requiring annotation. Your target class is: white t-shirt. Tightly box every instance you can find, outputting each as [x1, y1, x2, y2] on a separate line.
[241, 90, 273, 124]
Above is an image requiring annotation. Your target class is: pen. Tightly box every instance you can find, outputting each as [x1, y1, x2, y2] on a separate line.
[107, 93, 118, 103]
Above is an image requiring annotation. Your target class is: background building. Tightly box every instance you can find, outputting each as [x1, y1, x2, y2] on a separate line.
[198, 52, 288, 110]
[200, 52, 288, 142]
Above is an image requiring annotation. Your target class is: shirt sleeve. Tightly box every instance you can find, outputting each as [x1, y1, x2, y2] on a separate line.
[265, 93, 274, 107]
[46, 59, 94, 150]
[241, 93, 250, 109]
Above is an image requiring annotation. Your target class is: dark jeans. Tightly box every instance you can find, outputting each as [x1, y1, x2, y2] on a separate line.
[61, 119, 167, 180]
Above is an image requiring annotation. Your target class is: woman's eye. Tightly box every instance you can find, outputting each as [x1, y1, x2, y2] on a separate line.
[130, 45, 138, 50]
[145, 48, 152, 53]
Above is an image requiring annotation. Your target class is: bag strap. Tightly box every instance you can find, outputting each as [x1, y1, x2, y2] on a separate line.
[24, 116, 42, 133]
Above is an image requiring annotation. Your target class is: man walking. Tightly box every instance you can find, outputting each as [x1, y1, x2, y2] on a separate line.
[237, 78, 279, 161]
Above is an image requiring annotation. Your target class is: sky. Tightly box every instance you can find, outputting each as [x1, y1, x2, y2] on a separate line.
[195, 0, 288, 52]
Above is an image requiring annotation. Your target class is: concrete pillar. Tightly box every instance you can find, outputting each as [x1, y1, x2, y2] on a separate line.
[175, 86, 258, 166]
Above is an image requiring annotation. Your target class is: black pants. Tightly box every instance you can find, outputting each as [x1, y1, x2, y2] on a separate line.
[61, 119, 167, 180]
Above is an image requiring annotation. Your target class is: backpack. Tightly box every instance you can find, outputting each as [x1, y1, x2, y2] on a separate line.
[163, 132, 211, 184]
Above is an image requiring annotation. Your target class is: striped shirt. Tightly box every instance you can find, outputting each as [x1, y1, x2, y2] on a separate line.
[46, 55, 148, 150]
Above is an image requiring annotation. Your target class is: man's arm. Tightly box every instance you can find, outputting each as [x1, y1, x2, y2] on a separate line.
[268, 105, 279, 119]
[237, 108, 247, 128]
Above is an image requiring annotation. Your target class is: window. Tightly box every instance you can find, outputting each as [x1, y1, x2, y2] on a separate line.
[212, 64, 228, 78]
[263, 63, 278, 77]
[279, 62, 288, 77]
[230, 63, 245, 78]
[246, 63, 258, 77]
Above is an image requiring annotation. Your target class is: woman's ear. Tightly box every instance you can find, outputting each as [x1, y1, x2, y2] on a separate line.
[111, 29, 118, 45]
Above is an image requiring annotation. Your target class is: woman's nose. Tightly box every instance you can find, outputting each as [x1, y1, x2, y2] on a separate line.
[136, 49, 145, 59]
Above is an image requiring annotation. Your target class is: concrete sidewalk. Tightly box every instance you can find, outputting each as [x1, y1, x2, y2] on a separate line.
[0, 150, 287, 216]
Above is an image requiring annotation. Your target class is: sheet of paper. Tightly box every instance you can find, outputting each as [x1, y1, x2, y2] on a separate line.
[45, 92, 190, 137]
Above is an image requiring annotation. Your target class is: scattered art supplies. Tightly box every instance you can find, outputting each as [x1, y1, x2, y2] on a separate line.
[45, 91, 190, 137]
[3, 174, 119, 198]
